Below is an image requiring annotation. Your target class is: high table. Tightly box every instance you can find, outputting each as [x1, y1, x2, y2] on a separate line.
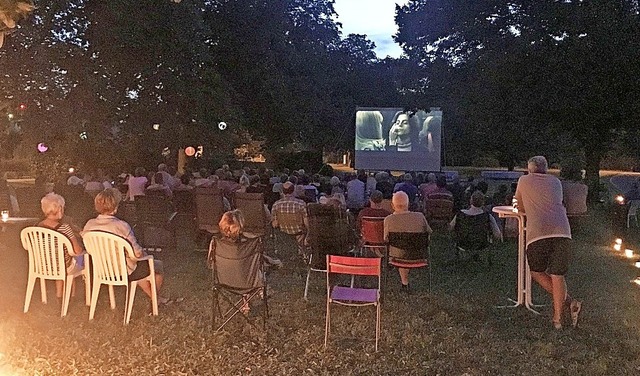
[492, 206, 541, 314]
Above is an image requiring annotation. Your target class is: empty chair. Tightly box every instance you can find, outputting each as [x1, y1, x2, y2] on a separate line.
[194, 186, 225, 236]
[21, 227, 91, 317]
[232, 192, 269, 237]
[83, 231, 158, 324]
[134, 195, 177, 250]
[304, 203, 356, 300]
[325, 255, 382, 351]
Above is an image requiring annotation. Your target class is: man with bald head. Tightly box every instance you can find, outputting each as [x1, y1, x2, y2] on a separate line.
[384, 191, 432, 293]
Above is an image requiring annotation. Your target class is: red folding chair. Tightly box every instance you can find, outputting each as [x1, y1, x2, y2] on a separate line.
[325, 255, 382, 352]
[360, 216, 386, 257]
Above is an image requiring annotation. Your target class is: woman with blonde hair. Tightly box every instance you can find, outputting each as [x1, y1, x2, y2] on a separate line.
[83, 188, 170, 305]
[210, 209, 281, 314]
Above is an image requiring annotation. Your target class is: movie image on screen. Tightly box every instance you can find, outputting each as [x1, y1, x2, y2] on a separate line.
[354, 107, 442, 171]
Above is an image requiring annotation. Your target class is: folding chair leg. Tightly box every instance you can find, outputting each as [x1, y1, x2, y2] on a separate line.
[324, 300, 330, 348]
[211, 287, 217, 330]
[262, 286, 269, 330]
[375, 304, 381, 352]
[304, 267, 312, 300]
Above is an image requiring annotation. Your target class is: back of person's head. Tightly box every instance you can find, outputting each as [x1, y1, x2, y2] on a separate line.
[332, 192, 347, 208]
[436, 175, 447, 188]
[392, 191, 409, 212]
[157, 163, 167, 172]
[282, 181, 295, 195]
[219, 209, 244, 240]
[427, 173, 436, 183]
[239, 174, 250, 187]
[403, 173, 413, 182]
[199, 168, 209, 179]
[370, 190, 383, 204]
[280, 174, 288, 183]
[154, 172, 164, 185]
[476, 181, 489, 194]
[94, 188, 122, 215]
[288, 175, 298, 185]
[470, 190, 485, 208]
[41, 193, 65, 217]
[180, 173, 192, 185]
[134, 167, 146, 178]
[528, 156, 548, 174]
[330, 176, 340, 186]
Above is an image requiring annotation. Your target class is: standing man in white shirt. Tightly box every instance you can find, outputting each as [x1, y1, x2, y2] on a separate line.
[515, 156, 581, 330]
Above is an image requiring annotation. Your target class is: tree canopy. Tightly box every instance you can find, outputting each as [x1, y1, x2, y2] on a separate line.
[1, 0, 639, 185]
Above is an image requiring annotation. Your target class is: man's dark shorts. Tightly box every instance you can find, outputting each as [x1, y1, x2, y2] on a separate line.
[526, 237, 571, 275]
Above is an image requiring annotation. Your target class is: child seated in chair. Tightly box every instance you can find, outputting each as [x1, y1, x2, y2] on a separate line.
[210, 210, 281, 313]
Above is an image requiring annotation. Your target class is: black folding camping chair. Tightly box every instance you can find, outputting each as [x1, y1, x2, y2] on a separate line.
[208, 235, 268, 332]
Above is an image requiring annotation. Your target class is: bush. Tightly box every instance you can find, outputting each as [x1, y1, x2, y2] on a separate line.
[600, 155, 640, 171]
[0, 158, 32, 178]
[471, 155, 501, 168]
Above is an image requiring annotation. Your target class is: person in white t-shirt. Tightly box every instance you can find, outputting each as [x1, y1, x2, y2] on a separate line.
[125, 167, 148, 201]
[515, 156, 581, 330]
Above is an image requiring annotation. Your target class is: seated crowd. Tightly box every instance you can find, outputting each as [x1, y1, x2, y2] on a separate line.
[4, 162, 588, 316]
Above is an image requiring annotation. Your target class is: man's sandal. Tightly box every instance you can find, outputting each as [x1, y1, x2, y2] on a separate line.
[570, 300, 582, 328]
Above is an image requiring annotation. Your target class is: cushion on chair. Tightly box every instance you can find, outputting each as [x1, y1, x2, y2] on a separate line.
[331, 286, 378, 303]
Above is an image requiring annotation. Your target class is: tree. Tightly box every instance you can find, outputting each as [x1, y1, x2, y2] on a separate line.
[0, 0, 34, 47]
[396, 0, 640, 196]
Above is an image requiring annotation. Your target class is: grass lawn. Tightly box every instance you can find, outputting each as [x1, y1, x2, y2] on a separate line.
[1, 205, 640, 375]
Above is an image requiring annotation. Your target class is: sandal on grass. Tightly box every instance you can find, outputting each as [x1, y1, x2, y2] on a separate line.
[552, 321, 563, 330]
[570, 300, 582, 328]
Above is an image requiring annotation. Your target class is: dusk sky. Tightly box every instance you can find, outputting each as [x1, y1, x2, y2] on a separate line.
[333, 0, 409, 58]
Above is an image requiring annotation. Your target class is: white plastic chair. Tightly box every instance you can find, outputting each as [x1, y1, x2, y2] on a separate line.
[83, 231, 158, 324]
[628, 200, 640, 228]
[21, 227, 91, 317]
